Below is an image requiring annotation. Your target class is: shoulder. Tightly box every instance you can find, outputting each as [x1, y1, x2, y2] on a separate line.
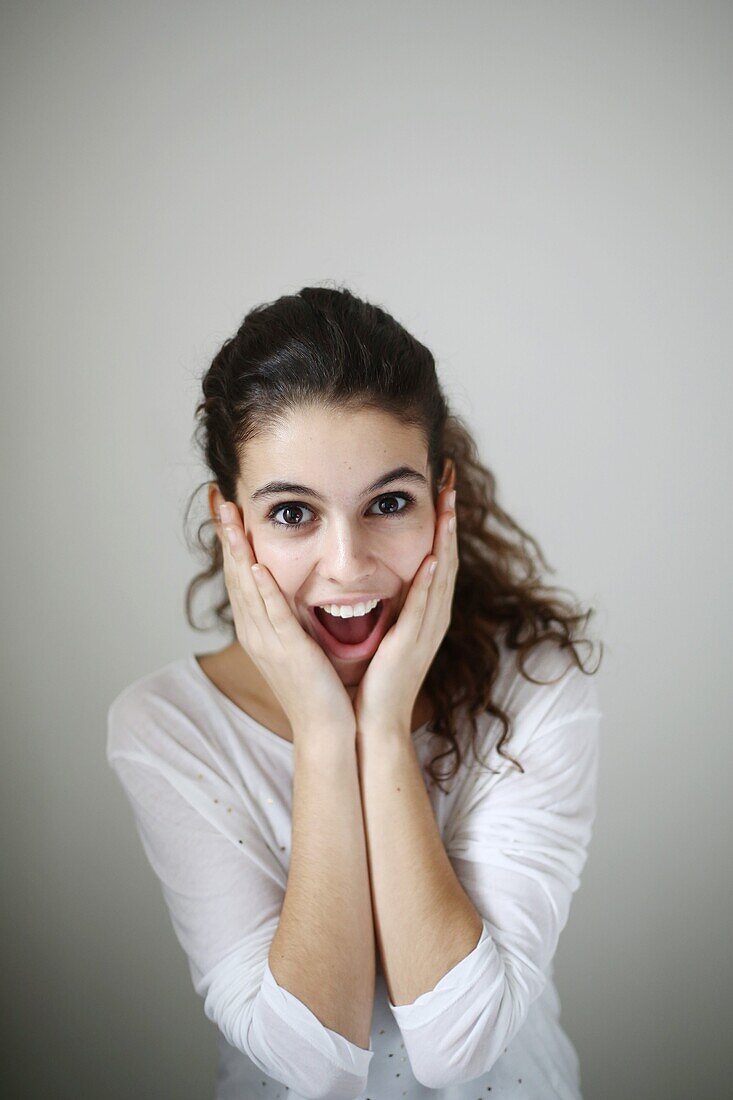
[467, 634, 603, 767]
[106, 656, 206, 766]
[504, 635, 601, 722]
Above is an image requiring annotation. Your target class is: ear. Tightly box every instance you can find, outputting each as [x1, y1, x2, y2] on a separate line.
[439, 457, 456, 493]
[208, 484, 237, 544]
[209, 483, 248, 541]
[208, 483, 224, 527]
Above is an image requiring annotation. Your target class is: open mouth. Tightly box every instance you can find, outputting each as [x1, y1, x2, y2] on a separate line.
[308, 599, 392, 661]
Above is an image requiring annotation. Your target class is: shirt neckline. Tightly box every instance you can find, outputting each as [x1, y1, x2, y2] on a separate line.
[186, 653, 295, 752]
[184, 652, 434, 751]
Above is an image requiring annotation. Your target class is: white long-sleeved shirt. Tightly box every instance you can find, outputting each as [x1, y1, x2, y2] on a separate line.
[106, 637, 602, 1099]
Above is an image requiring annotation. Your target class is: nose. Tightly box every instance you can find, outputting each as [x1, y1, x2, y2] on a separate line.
[315, 516, 377, 588]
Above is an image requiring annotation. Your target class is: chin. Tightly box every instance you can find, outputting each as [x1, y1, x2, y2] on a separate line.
[335, 657, 369, 681]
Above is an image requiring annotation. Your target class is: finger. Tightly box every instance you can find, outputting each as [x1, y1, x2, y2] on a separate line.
[218, 507, 255, 592]
[218, 505, 308, 653]
[218, 504, 270, 644]
[392, 554, 437, 643]
[218, 503, 261, 589]
[418, 490, 457, 638]
[434, 507, 458, 594]
[423, 486, 452, 579]
[435, 485, 458, 577]
[448, 485, 459, 561]
[220, 530, 269, 654]
[250, 563, 308, 649]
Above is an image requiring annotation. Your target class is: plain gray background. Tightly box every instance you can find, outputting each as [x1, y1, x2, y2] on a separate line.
[2, 2, 731, 1098]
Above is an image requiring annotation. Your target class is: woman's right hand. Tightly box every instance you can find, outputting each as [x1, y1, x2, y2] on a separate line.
[217, 501, 356, 742]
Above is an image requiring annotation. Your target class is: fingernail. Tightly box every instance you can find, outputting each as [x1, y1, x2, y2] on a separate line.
[448, 490, 456, 509]
[429, 561, 438, 576]
[448, 515, 456, 533]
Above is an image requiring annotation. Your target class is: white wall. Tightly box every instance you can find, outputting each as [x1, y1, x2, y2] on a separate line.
[2, 2, 731, 1097]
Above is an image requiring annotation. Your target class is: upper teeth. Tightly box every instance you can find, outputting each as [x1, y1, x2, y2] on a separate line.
[319, 598, 380, 618]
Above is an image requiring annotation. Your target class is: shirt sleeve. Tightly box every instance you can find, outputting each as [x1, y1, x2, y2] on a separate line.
[387, 666, 602, 1089]
[106, 699, 373, 1100]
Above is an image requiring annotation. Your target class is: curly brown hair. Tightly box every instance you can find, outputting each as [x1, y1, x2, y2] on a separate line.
[183, 284, 603, 792]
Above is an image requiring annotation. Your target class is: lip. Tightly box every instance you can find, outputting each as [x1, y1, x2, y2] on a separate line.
[307, 598, 392, 662]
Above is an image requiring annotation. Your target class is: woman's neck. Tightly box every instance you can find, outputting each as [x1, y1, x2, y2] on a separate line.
[200, 641, 434, 738]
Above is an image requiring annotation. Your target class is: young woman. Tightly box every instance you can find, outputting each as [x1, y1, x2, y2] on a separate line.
[107, 285, 603, 1099]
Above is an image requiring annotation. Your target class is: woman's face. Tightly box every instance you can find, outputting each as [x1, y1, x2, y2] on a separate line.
[217, 404, 445, 688]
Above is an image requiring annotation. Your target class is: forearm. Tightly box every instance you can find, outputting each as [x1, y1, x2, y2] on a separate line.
[269, 732, 376, 1049]
[357, 730, 483, 1007]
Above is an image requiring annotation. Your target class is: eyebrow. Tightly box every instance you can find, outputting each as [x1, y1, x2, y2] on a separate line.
[250, 465, 429, 504]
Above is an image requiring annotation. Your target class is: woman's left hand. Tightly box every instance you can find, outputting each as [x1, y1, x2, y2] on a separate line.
[352, 473, 459, 740]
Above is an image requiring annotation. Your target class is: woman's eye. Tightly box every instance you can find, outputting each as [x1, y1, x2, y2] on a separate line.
[367, 493, 412, 517]
[269, 503, 315, 529]
[267, 492, 415, 531]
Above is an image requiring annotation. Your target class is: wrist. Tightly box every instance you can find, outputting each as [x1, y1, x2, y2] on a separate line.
[293, 724, 357, 756]
[356, 722, 412, 751]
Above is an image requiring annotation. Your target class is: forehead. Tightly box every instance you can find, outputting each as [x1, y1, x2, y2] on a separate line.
[239, 405, 429, 499]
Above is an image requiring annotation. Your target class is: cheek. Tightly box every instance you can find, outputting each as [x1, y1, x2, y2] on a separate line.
[252, 520, 435, 588]
[251, 536, 307, 594]
[392, 524, 435, 577]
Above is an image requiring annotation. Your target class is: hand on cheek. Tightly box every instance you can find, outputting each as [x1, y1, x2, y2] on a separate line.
[353, 480, 459, 739]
